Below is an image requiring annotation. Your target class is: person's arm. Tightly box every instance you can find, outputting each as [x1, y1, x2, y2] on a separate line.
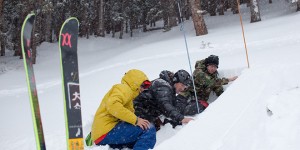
[175, 94, 188, 114]
[213, 76, 238, 96]
[105, 85, 137, 125]
[133, 91, 150, 120]
[155, 86, 185, 122]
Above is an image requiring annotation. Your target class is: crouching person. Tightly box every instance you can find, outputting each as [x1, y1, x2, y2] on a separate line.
[134, 70, 194, 129]
[91, 69, 156, 150]
[179, 55, 238, 116]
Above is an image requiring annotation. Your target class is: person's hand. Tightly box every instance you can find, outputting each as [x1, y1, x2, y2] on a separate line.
[228, 76, 238, 82]
[136, 117, 150, 130]
[181, 117, 194, 124]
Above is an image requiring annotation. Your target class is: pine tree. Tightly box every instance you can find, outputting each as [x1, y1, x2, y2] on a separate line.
[230, 0, 239, 14]
[31, 0, 43, 64]
[43, 0, 54, 42]
[53, 1, 66, 41]
[168, 0, 177, 27]
[208, 0, 217, 16]
[218, 0, 225, 15]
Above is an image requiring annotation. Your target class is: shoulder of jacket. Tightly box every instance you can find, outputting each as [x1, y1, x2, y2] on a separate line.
[152, 78, 172, 88]
[112, 84, 133, 94]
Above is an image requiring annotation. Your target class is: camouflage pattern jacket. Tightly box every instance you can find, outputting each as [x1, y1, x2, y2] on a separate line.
[182, 59, 229, 101]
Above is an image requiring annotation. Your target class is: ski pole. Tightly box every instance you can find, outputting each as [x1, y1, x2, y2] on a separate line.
[177, 1, 200, 114]
[237, 0, 250, 68]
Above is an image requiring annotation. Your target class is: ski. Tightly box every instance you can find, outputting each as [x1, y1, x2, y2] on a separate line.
[59, 17, 84, 150]
[21, 13, 46, 150]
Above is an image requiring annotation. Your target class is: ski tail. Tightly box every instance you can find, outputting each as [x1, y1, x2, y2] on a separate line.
[21, 13, 46, 150]
[59, 17, 84, 150]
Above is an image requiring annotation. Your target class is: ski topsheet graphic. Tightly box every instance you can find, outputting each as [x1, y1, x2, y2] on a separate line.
[21, 13, 46, 150]
[59, 17, 84, 150]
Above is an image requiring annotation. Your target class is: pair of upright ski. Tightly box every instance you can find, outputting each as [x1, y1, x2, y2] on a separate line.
[21, 14, 84, 150]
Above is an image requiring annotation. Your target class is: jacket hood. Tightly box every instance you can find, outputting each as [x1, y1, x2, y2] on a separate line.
[121, 69, 149, 92]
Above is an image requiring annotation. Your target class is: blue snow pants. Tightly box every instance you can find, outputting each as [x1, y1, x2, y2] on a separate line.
[97, 121, 156, 150]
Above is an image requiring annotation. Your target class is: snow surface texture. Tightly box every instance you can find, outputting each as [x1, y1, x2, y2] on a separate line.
[1, 0, 300, 150]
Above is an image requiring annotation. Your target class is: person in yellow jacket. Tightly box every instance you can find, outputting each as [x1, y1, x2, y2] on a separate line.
[91, 69, 155, 150]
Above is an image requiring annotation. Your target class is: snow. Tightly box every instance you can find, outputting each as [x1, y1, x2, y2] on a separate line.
[1, 0, 300, 150]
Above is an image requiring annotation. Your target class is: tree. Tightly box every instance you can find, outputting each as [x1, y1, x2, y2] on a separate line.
[0, 0, 4, 56]
[80, 0, 89, 38]
[184, 0, 191, 20]
[230, 0, 239, 14]
[189, 0, 208, 36]
[98, 0, 105, 37]
[31, 0, 43, 64]
[168, 0, 177, 27]
[250, 0, 261, 23]
[297, 0, 300, 12]
[161, 0, 170, 29]
[13, 0, 23, 57]
[218, 0, 225, 15]
[208, 0, 217, 16]
[43, 1, 54, 42]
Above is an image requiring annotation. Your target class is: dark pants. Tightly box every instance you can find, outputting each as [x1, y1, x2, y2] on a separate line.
[97, 122, 156, 150]
[176, 94, 207, 116]
[184, 101, 207, 116]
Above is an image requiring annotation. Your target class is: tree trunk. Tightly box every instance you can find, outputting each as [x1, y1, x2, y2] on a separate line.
[112, 22, 115, 38]
[31, 0, 43, 64]
[208, 0, 217, 16]
[45, 3, 53, 42]
[189, 0, 208, 36]
[15, 0, 24, 58]
[176, 0, 182, 24]
[297, 0, 300, 12]
[119, 21, 124, 39]
[231, 0, 239, 14]
[119, 0, 124, 39]
[218, 0, 225, 15]
[250, 0, 261, 23]
[168, 0, 177, 27]
[0, 0, 4, 56]
[81, 0, 88, 38]
[125, 20, 128, 33]
[130, 20, 133, 37]
[142, 9, 147, 32]
[99, 0, 105, 37]
[185, 0, 191, 20]
[161, 0, 169, 29]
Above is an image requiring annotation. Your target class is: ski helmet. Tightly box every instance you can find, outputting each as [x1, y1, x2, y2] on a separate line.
[173, 70, 192, 87]
[159, 70, 174, 83]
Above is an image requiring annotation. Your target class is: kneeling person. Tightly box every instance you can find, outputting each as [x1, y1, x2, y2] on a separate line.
[91, 69, 156, 150]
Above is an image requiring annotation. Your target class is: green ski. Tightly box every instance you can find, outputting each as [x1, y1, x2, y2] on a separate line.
[59, 17, 84, 150]
[21, 13, 46, 150]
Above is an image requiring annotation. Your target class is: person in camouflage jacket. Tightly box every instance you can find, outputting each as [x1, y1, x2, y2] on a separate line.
[179, 55, 238, 115]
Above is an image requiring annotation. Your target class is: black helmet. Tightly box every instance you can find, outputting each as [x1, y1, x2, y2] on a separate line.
[173, 70, 192, 87]
[159, 70, 174, 84]
[205, 55, 219, 68]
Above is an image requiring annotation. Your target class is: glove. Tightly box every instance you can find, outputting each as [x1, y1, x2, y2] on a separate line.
[199, 100, 209, 108]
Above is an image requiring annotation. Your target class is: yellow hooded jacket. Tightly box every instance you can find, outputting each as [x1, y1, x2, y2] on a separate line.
[91, 69, 148, 142]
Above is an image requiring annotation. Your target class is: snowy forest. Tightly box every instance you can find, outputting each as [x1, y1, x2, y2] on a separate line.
[0, 0, 299, 64]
